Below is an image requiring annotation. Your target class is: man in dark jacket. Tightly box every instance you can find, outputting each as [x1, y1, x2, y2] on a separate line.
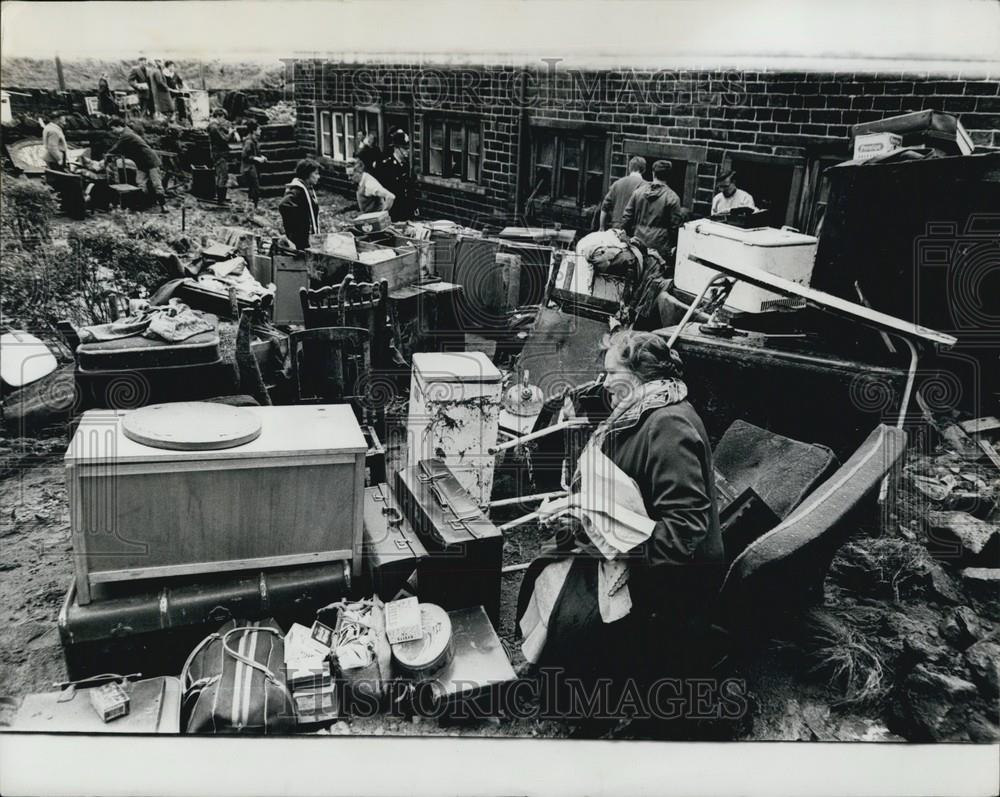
[599, 155, 647, 230]
[278, 159, 321, 250]
[100, 116, 166, 212]
[376, 128, 417, 221]
[620, 159, 682, 261]
[127, 56, 152, 117]
[356, 130, 381, 173]
[207, 109, 239, 204]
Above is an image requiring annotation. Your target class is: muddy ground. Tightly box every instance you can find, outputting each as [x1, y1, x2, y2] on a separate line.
[1, 183, 997, 741]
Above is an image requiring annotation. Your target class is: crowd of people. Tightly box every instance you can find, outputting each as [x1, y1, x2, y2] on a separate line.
[127, 55, 191, 124]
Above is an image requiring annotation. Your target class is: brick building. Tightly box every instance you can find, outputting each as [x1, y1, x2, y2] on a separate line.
[291, 59, 999, 231]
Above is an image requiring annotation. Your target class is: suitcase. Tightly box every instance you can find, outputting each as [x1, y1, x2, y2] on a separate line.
[58, 562, 351, 680]
[75, 326, 221, 371]
[362, 484, 428, 601]
[393, 459, 503, 626]
[413, 606, 516, 717]
[10, 676, 182, 733]
[76, 358, 236, 409]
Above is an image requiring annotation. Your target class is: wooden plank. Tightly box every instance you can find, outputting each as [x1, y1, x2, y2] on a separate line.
[977, 439, 1000, 473]
[89, 550, 354, 584]
[960, 417, 1000, 436]
[687, 255, 958, 348]
[352, 453, 365, 579]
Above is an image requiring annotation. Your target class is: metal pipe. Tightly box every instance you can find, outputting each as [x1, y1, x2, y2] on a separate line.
[897, 336, 919, 431]
[488, 490, 567, 509]
[488, 417, 589, 454]
[666, 274, 730, 349]
[498, 511, 540, 532]
[880, 333, 921, 506]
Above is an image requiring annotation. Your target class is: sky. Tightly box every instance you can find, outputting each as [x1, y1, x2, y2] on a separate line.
[2, 0, 999, 71]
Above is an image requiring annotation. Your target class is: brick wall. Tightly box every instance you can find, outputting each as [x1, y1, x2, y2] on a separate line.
[294, 60, 999, 228]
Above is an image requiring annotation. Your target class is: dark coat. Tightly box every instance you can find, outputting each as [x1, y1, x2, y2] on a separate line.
[516, 398, 724, 689]
[127, 65, 150, 111]
[356, 142, 381, 173]
[278, 182, 319, 249]
[376, 154, 416, 221]
[105, 128, 161, 171]
[601, 171, 647, 228]
[621, 181, 683, 259]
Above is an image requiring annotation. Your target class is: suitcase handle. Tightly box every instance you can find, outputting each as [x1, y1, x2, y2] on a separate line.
[381, 506, 403, 526]
[221, 626, 284, 685]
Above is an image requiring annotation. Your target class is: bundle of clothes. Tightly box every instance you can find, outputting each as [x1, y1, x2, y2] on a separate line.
[77, 299, 215, 345]
[573, 229, 670, 328]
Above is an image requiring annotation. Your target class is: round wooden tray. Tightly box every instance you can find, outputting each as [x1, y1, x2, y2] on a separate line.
[121, 402, 263, 451]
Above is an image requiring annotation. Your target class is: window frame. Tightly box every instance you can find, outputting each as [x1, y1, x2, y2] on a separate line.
[529, 125, 609, 210]
[422, 113, 483, 184]
[316, 108, 357, 163]
[621, 140, 707, 208]
[722, 151, 806, 229]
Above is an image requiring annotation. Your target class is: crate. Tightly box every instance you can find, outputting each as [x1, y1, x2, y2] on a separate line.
[66, 404, 367, 604]
[306, 239, 419, 292]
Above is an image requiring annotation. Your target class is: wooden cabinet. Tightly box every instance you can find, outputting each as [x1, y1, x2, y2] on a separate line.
[66, 405, 366, 604]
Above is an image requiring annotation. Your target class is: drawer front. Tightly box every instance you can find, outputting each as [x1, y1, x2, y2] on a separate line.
[72, 457, 360, 584]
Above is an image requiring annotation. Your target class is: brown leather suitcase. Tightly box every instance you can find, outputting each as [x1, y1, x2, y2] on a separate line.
[361, 484, 427, 601]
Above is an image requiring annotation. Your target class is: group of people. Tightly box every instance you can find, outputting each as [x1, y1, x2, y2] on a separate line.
[600, 156, 756, 261]
[127, 55, 190, 124]
[274, 126, 418, 251]
[350, 127, 417, 221]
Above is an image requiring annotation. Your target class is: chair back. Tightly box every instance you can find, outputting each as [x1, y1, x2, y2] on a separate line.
[300, 275, 391, 368]
[716, 424, 907, 635]
[288, 326, 371, 408]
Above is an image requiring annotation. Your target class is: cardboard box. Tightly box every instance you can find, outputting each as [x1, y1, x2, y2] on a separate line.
[385, 596, 422, 644]
[88, 681, 130, 722]
[853, 132, 903, 162]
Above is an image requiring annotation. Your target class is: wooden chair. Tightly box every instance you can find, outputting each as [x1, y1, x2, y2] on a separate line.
[108, 157, 143, 210]
[300, 275, 395, 369]
[288, 326, 371, 417]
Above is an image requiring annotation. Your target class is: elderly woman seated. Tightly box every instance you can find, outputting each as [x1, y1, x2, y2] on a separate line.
[516, 329, 726, 730]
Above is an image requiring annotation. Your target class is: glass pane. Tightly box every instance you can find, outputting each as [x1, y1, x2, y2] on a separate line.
[559, 167, 578, 199]
[536, 133, 554, 167]
[447, 147, 462, 178]
[534, 166, 553, 196]
[468, 128, 480, 156]
[430, 122, 444, 147]
[561, 137, 581, 169]
[429, 147, 443, 175]
[467, 153, 479, 183]
[332, 113, 343, 160]
[586, 139, 604, 172]
[345, 115, 356, 159]
[585, 172, 604, 205]
[450, 126, 464, 154]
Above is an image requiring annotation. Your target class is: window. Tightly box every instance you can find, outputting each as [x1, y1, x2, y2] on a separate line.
[723, 152, 805, 228]
[530, 129, 608, 208]
[423, 116, 482, 183]
[357, 108, 382, 144]
[317, 109, 356, 162]
[622, 141, 707, 208]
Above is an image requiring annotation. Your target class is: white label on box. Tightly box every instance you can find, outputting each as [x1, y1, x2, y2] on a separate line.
[385, 596, 422, 644]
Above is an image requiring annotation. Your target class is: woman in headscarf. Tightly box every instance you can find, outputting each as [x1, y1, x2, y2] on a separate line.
[516, 329, 725, 729]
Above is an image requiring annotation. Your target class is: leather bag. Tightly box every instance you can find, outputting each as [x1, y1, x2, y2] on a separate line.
[181, 618, 297, 734]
